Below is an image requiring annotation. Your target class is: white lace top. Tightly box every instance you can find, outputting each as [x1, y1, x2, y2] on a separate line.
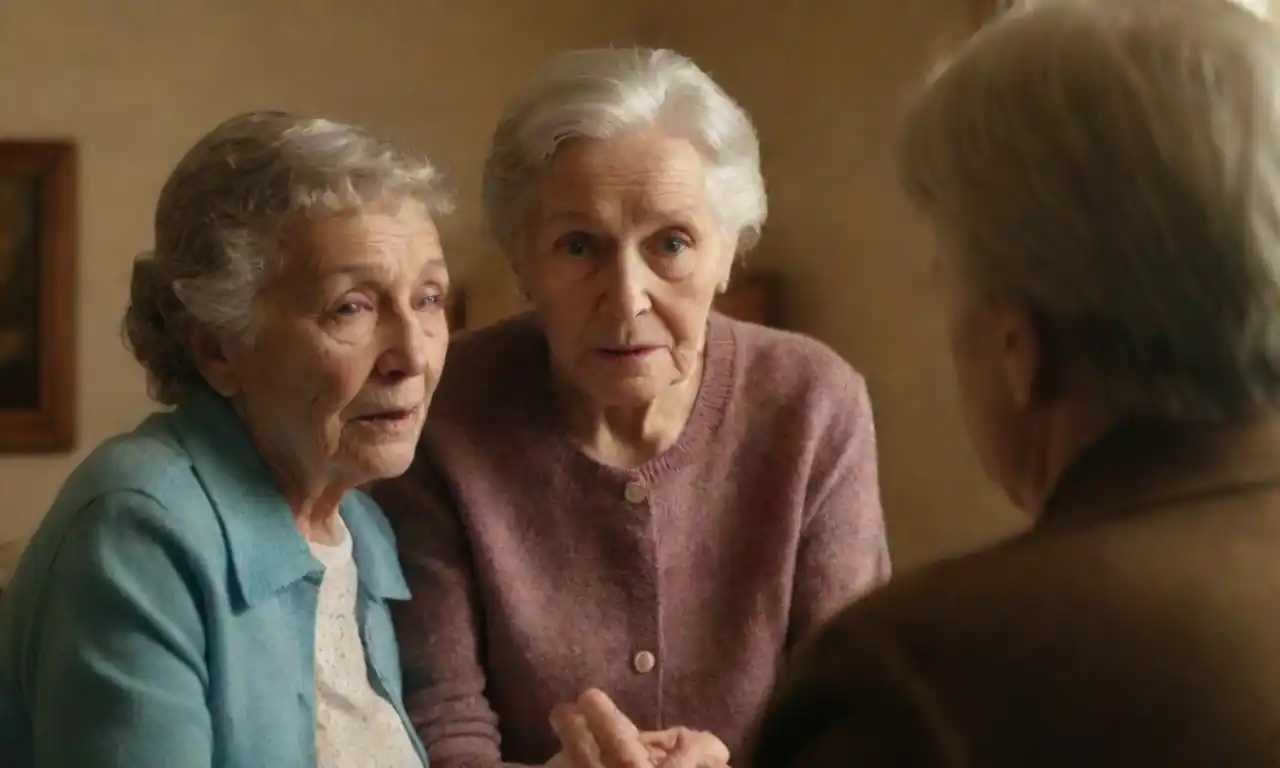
[308, 519, 421, 768]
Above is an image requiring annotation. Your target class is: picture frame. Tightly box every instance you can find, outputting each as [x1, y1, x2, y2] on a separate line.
[0, 140, 77, 454]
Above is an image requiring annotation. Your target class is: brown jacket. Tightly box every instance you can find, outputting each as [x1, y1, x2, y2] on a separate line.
[749, 419, 1280, 767]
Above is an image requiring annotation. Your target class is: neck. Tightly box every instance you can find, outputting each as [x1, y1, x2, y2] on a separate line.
[1017, 399, 1117, 516]
[231, 398, 349, 545]
[285, 487, 347, 545]
[560, 359, 703, 468]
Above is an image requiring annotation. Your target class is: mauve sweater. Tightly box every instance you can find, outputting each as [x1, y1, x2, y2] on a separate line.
[373, 311, 891, 768]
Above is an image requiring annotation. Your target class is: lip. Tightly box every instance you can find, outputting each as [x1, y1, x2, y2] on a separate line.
[351, 405, 422, 437]
[595, 346, 659, 371]
[597, 346, 659, 357]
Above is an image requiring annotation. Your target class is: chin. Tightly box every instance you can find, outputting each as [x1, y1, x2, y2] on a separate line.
[349, 442, 419, 483]
[584, 378, 672, 408]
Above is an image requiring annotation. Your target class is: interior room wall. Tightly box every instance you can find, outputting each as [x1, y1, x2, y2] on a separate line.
[634, 0, 1026, 568]
[0, 0, 641, 543]
[0, 0, 1025, 572]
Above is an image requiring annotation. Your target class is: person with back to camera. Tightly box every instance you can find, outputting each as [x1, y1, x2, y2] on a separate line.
[0, 110, 452, 767]
[742, 0, 1280, 765]
[373, 47, 892, 768]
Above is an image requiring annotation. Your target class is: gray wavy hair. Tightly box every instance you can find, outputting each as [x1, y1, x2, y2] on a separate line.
[482, 47, 767, 259]
[899, 0, 1280, 422]
[124, 110, 453, 405]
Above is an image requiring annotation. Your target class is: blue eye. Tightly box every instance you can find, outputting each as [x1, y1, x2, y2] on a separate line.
[415, 293, 444, 311]
[660, 235, 688, 255]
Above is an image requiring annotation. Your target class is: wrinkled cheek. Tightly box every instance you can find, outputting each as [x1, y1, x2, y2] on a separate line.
[301, 391, 341, 459]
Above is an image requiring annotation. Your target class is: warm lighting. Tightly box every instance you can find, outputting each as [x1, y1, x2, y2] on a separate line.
[1234, 0, 1270, 16]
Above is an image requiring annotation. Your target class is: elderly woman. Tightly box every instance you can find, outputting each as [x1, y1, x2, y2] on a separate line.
[373, 48, 891, 767]
[0, 111, 451, 767]
[744, 0, 1280, 765]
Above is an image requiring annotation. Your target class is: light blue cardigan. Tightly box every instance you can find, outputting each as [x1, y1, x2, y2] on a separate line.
[0, 387, 427, 767]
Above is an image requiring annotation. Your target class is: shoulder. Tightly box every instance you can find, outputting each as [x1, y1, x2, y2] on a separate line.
[5, 485, 214, 638]
[60, 412, 197, 507]
[729, 316, 867, 401]
[13, 414, 222, 601]
[817, 529, 1079, 652]
[430, 312, 546, 427]
[439, 312, 544, 394]
[723, 316, 872, 431]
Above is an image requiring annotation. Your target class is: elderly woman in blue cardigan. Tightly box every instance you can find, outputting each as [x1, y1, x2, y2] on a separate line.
[0, 111, 452, 767]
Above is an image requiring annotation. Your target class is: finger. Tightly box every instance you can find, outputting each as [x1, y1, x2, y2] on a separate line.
[639, 729, 680, 751]
[658, 729, 731, 768]
[549, 703, 602, 768]
[577, 689, 650, 767]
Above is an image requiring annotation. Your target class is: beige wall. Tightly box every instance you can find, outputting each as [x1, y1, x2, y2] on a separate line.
[0, 0, 1024, 569]
[641, 0, 1027, 568]
[0, 0, 637, 542]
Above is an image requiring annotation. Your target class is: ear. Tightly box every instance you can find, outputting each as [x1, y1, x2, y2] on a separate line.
[995, 300, 1044, 411]
[188, 325, 243, 398]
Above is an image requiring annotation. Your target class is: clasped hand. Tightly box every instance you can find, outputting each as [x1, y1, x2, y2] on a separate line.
[546, 689, 730, 768]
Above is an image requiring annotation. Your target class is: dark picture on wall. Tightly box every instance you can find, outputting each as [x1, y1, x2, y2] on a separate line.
[0, 141, 76, 453]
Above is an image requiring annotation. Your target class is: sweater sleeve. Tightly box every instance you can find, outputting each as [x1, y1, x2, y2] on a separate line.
[373, 458, 539, 768]
[788, 368, 892, 648]
[25, 490, 214, 767]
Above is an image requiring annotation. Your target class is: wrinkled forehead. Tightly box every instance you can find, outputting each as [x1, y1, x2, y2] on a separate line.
[530, 134, 713, 223]
[283, 201, 447, 281]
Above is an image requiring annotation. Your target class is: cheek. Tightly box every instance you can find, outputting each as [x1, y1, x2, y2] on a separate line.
[654, 279, 718, 342]
[247, 333, 370, 425]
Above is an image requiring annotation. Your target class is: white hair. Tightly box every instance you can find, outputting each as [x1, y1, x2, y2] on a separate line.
[482, 47, 767, 258]
[124, 110, 453, 405]
[899, 0, 1280, 422]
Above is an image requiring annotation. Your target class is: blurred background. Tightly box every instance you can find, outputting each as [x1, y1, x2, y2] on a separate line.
[0, 0, 1034, 578]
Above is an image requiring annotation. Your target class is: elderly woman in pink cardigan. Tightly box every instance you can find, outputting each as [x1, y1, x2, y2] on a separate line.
[373, 47, 891, 768]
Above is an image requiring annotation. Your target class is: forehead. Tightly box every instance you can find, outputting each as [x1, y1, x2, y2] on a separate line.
[287, 200, 444, 277]
[533, 133, 711, 219]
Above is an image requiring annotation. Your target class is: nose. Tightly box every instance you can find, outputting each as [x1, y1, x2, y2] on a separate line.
[602, 246, 653, 320]
[375, 306, 433, 381]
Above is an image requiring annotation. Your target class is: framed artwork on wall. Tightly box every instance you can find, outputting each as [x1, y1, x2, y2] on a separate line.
[0, 140, 77, 454]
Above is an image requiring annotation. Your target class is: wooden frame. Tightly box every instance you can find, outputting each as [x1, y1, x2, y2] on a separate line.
[0, 140, 77, 453]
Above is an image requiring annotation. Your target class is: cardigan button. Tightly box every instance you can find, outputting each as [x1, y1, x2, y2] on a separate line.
[623, 482, 647, 504]
[632, 650, 656, 674]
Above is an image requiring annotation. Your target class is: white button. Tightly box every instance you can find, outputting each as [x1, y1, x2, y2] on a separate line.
[623, 482, 647, 504]
[632, 650, 656, 674]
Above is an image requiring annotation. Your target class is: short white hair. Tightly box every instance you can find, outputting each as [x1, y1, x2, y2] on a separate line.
[482, 47, 767, 257]
[125, 110, 453, 405]
[899, 0, 1280, 422]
